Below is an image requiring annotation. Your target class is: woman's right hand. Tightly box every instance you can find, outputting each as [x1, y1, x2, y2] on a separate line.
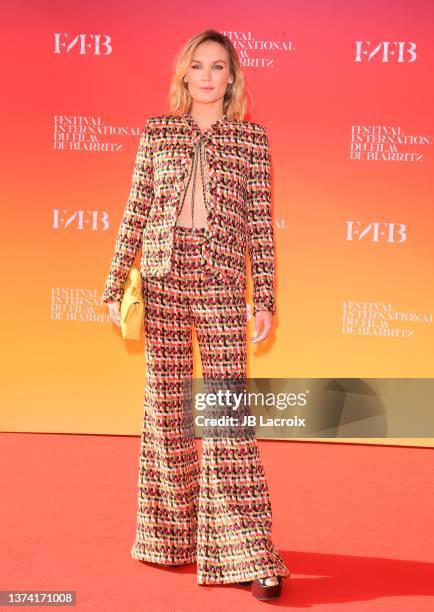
[106, 301, 121, 327]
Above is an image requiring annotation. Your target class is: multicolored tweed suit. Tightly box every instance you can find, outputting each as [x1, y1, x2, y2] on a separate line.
[102, 111, 289, 584]
[102, 111, 276, 316]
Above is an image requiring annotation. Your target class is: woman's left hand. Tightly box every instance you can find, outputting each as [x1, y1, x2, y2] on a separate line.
[250, 310, 273, 343]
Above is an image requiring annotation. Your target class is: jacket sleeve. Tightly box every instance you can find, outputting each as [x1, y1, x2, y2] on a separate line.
[102, 119, 154, 303]
[246, 124, 277, 316]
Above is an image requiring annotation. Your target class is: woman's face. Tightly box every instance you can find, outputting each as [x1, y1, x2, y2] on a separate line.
[184, 40, 232, 108]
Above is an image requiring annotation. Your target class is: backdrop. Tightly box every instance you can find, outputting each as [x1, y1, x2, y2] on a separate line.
[2, 1, 433, 447]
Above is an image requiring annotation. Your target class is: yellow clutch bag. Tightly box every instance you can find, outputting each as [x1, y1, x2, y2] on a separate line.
[120, 266, 144, 340]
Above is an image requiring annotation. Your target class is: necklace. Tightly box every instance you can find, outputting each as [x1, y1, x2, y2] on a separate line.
[177, 136, 209, 228]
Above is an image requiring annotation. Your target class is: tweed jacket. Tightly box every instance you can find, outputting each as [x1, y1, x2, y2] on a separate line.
[102, 111, 277, 315]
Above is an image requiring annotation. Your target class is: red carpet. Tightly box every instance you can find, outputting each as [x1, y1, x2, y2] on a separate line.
[1, 433, 433, 610]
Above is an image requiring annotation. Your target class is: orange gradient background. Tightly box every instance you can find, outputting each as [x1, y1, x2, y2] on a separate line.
[1, 1, 433, 445]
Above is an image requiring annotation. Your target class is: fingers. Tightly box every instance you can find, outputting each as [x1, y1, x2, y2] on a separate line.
[250, 321, 271, 343]
[250, 311, 273, 343]
[112, 311, 121, 327]
[107, 303, 121, 327]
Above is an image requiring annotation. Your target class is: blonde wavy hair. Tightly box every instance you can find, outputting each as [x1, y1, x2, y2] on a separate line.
[168, 29, 250, 121]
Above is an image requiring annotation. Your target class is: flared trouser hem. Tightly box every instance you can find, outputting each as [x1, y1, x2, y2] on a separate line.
[130, 543, 290, 585]
[130, 544, 197, 567]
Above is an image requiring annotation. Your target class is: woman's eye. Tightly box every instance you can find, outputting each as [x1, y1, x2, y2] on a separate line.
[191, 65, 224, 70]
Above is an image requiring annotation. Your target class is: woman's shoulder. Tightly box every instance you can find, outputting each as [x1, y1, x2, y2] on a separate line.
[240, 119, 268, 135]
[138, 115, 184, 141]
[240, 118, 265, 128]
[143, 114, 183, 127]
[238, 120, 269, 150]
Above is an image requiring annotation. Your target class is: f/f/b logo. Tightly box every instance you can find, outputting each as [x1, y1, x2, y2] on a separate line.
[354, 41, 416, 62]
[53, 209, 109, 230]
[54, 33, 112, 55]
[346, 221, 407, 243]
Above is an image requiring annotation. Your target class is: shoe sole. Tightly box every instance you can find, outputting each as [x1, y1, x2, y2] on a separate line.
[251, 577, 282, 600]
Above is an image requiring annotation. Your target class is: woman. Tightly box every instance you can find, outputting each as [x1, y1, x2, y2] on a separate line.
[102, 29, 290, 600]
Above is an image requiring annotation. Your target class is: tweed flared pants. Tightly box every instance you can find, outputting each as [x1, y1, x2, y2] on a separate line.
[130, 225, 290, 584]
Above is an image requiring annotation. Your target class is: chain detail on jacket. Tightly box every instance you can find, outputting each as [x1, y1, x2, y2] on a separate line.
[176, 136, 209, 229]
[102, 111, 277, 315]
